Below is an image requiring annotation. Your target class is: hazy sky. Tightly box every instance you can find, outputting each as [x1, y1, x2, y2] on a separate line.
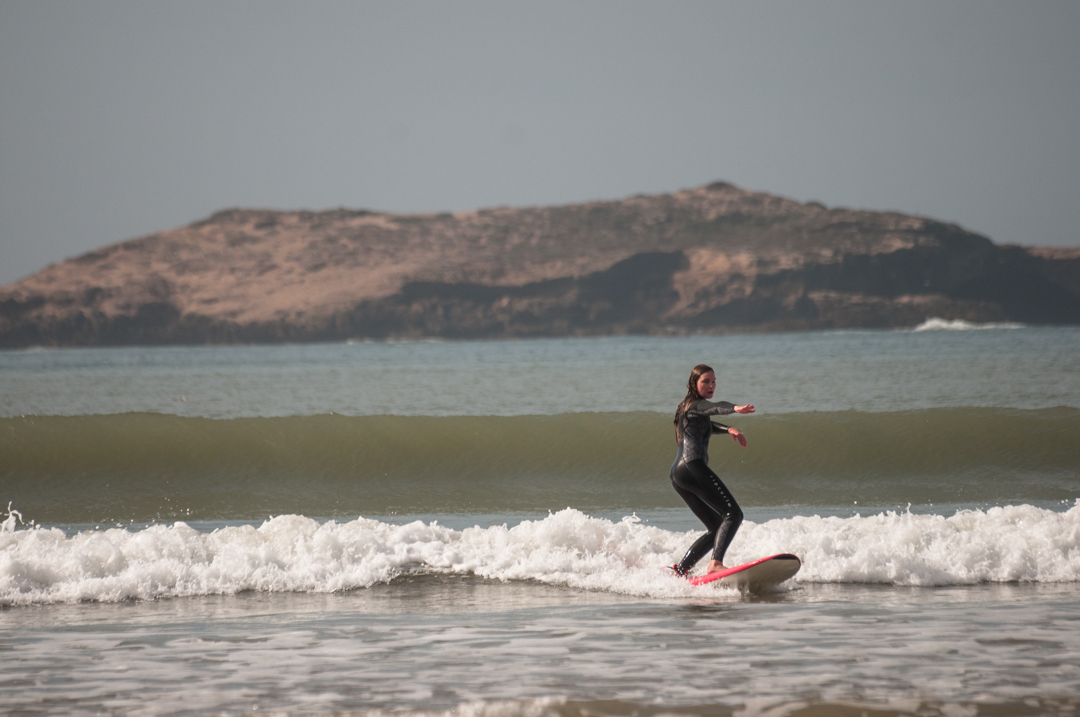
[2, 1, 1078, 286]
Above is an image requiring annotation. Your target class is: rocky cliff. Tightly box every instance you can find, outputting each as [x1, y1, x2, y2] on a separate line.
[2, 181, 1079, 347]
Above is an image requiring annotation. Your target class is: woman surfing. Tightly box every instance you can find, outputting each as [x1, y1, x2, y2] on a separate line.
[669, 364, 755, 578]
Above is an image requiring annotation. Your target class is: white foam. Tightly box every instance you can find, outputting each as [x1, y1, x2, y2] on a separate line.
[741, 503, 1080, 585]
[2, 504, 1079, 605]
[913, 317, 1026, 331]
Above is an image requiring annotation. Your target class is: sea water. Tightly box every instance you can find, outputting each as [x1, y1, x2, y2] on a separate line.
[1, 323, 1079, 716]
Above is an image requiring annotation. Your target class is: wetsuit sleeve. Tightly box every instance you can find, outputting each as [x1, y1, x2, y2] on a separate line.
[711, 422, 730, 434]
[685, 399, 736, 418]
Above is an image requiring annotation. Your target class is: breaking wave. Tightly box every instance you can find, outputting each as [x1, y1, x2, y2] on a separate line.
[913, 317, 1026, 331]
[3, 504, 1078, 606]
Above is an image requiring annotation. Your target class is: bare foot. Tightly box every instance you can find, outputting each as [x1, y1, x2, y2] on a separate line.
[706, 560, 727, 574]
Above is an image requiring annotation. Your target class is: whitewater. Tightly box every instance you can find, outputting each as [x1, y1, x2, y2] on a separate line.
[3, 503, 1080, 607]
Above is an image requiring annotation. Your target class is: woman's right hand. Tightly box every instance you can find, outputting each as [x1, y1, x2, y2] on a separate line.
[734, 404, 755, 414]
[728, 427, 747, 447]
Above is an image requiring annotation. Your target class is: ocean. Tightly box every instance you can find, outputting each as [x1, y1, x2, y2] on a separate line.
[2, 322, 1079, 716]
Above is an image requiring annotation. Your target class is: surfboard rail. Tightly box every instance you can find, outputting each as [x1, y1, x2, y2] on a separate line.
[688, 553, 801, 589]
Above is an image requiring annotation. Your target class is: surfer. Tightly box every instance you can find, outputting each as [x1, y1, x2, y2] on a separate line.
[669, 364, 755, 578]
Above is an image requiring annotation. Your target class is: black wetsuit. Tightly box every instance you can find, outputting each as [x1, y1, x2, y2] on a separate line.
[671, 399, 744, 572]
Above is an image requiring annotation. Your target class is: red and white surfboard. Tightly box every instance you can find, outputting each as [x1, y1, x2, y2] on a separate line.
[688, 553, 801, 590]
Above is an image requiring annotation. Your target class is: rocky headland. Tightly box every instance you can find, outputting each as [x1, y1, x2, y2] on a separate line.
[2, 181, 1079, 347]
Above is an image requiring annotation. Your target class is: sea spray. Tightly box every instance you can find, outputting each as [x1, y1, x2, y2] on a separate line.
[3, 505, 1079, 606]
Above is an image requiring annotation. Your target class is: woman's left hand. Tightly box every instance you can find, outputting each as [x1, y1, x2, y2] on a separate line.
[728, 427, 747, 447]
[734, 404, 755, 414]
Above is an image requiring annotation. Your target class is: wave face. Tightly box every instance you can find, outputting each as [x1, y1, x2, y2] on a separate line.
[3, 505, 1078, 605]
[3, 408, 1078, 524]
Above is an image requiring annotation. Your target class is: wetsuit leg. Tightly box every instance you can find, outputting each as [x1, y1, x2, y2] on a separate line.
[670, 481, 722, 569]
[670, 459, 743, 570]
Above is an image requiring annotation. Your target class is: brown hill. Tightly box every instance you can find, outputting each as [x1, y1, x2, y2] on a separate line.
[2, 181, 1079, 347]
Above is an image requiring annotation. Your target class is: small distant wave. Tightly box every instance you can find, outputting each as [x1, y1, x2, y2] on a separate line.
[3, 505, 1078, 605]
[913, 317, 1026, 331]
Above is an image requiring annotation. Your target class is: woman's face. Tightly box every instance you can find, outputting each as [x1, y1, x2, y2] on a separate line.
[695, 371, 716, 399]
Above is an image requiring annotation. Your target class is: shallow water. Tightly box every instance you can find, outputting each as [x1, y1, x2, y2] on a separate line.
[4, 579, 1080, 716]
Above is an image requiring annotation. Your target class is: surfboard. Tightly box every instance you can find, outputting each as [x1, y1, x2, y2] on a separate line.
[688, 553, 801, 590]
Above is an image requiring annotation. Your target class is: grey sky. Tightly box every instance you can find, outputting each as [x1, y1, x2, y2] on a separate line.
[1, 1, 1078, 286]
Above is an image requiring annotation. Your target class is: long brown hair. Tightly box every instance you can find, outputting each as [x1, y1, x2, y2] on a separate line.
[674, 364, 714, 444]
